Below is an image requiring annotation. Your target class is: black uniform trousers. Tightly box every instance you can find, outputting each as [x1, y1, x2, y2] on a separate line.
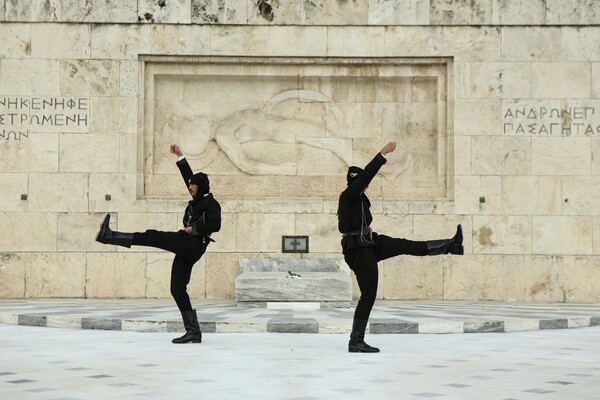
[344, 234, 428, 321]
[132, 230, 208, 312]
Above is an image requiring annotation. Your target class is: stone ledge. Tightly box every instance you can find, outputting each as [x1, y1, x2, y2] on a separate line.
[5, 313, 600, 334]
[267, 319, 319, 334]
[3, 299, 600, 335]
[235, 258, 352, 306]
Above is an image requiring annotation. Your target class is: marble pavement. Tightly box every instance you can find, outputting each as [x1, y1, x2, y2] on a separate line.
[1, 324, 599, 400]
[3, 298, 600, 398]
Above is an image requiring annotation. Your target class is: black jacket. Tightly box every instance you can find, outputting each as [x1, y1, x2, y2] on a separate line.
[337, 152, 387, 252]
[176, 158, 221, 240]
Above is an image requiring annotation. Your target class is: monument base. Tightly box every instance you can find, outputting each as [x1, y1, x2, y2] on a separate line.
[235, 259, 352, 307]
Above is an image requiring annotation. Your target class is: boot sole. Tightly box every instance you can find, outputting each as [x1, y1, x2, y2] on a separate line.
[349, 348, 380, 353]
[172, 339, 202, 344]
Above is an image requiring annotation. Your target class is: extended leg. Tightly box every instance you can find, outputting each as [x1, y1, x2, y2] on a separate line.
[96, 213, 201, 254]
[374, 224, 464, 261]
[131, 229, 191, 254]
[375, 234, 428, 261]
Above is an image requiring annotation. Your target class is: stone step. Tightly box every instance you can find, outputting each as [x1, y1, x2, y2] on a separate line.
[235, 272, 352, 305]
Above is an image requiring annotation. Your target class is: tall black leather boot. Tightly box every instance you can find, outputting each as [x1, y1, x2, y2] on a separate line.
[348, 318, 379, 353]
[427, 224, 464, 255]
[172, 309, 202, 344]
[95, 213, 133, 248]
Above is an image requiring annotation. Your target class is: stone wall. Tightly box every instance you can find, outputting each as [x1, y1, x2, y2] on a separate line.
[1, 0, 600, 302]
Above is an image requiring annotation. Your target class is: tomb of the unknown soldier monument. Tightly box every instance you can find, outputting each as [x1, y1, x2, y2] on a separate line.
[4, 2, 600, 398]
[2, 0, 600, 308]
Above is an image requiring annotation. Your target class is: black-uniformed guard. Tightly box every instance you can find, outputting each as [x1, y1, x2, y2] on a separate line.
[338, 141, 463, 353]
[96, 144, 221, 344]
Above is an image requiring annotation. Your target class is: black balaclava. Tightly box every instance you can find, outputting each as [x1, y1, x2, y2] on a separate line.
[188, 172, 210, 197]
[346, 166, 364, 186]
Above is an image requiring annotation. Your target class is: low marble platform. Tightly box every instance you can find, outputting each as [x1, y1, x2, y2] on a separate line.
[1, 299, 600, 335]
[235, 258, 352, 307]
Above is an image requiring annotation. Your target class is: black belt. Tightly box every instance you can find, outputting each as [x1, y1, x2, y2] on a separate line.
[341, 230, 362, 237]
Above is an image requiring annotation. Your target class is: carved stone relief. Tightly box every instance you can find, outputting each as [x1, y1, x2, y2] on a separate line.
[141, 56, 452, 200]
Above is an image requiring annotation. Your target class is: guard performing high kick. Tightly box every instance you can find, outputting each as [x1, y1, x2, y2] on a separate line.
[338, 141, 463, 353]
[95, 144, 221, 344]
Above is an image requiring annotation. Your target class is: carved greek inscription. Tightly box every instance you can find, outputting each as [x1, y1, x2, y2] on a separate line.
[503, 103, 600, 136]
[0, 96, 90, 139]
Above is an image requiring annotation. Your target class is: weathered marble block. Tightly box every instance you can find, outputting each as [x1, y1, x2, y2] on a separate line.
[238, 258, 344, 273]
[235, 258, 352, 307]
